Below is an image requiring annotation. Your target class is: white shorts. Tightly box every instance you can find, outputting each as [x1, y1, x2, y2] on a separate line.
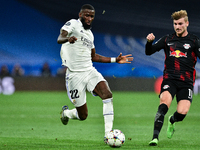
[65, 67, 106, 107]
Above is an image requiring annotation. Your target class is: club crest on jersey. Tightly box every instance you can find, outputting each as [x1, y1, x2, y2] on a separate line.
[183, 43, 190, 49]
[72, 99, 76, 104]
[65, 22, 71, 26]
[163, 85, 170, 89]
[169, 50, 187, 58]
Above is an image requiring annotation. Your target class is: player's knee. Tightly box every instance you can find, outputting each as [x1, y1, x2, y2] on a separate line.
[160, 91, 172, 106]
[177, 105, 190, 115]
[79, 112, 88, 121]
[178, 109, 189, 115]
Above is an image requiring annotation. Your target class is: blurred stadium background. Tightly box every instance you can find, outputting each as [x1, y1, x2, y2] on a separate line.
[1, 0, 200, 93]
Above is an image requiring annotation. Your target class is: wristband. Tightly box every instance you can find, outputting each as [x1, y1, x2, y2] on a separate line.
[111, 57, 116, 63]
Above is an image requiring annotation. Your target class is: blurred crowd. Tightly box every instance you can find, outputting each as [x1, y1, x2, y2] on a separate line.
[0, 62, 67, 78]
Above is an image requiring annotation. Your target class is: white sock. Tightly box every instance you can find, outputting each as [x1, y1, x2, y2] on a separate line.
[64, 108, 80, 119]
[103, 98, 114, 136]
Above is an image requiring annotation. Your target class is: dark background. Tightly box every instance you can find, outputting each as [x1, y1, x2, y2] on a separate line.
[17, 0, 200, 38]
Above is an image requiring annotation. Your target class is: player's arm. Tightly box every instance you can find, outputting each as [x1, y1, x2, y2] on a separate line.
[57, 30, 77, 44]
[91, 48, 133, 63]
[145, 33, 165, 55]
[194, 38, 200, 58]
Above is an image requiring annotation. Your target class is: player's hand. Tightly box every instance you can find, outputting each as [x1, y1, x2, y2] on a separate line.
[146, 33, 155, 42]
[68, 36, 77, 44]
[116, 53, 133, 64]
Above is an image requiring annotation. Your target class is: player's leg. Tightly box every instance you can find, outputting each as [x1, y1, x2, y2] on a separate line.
[76, 103, 88, 120]
[60, 105, 79, 125]
[93, 81, 114, 137]
[167, 88, 192, 138]
[63, 103, 88, 119]
[60, 70, 88, 125]
[60, 103, 88, 125]
[153, 91, 172, 139]
[86, 68, 113, 143]
[149, 91, 171, 146]
[167, 100, 190, 139]
[149, 80, 176, 146]
[61, 88, 89, 124]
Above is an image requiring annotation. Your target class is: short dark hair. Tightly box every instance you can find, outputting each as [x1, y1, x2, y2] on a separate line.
[81, 4, 95, 11]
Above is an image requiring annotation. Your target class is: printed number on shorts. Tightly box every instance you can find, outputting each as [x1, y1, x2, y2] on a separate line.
[70, 89, 79, 99]
[188, 89, 192, 99]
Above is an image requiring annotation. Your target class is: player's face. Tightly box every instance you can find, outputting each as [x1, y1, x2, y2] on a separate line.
[79, 9, 95, 29]
[173, 17, 189, 37]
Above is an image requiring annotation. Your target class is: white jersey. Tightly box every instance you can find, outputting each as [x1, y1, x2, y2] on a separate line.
[60, 19, 95, 71]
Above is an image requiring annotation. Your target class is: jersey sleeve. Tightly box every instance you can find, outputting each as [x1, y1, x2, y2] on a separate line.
[194, 38, 200, 59]
[145, 36, 166, 55]
[92, 37, 95, 49]
[60, 19, 76, 34]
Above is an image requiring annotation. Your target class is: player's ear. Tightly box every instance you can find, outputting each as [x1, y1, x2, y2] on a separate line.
[187, 21, 189, 27]
[79, 12, 82, 18]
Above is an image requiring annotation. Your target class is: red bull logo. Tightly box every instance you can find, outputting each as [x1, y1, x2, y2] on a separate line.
[170, 50, 187, 58]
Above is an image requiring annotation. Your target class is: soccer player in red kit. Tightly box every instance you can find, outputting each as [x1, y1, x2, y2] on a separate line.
[145, 10, 200, 146]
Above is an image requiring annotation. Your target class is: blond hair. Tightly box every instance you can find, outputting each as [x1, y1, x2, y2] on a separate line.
[171, 10, 188, 22]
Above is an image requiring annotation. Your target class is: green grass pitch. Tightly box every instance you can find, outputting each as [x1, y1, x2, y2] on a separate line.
[0, 91, 200, 150]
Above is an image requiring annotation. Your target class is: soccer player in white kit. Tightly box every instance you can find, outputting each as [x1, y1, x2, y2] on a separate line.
[57, 4, 133, 143]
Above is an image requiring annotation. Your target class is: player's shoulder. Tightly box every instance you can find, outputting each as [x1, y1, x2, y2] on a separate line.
[158, 33, 174, 42]
[64, 19, 80, 26]
[158, 33, 174, 40]
[165, 33, 176, 38]
[69, 19, 79, 23]
[187, 33, 200, 47]
[187, 33, 200, 40]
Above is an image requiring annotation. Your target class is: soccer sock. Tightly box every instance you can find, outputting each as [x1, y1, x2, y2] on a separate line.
[103, 98, 114, 136]
[64, 108, 80, 119]
[152, 103, 168, 139]
[170, 111, 186, 124]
